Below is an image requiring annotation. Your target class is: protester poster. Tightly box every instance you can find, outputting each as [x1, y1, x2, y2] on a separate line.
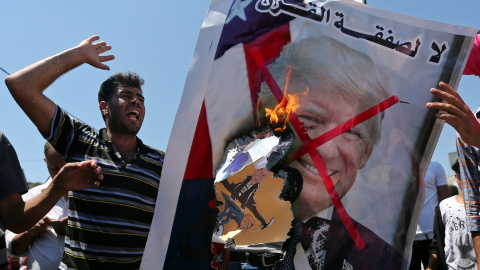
[142, 0, 477, 269]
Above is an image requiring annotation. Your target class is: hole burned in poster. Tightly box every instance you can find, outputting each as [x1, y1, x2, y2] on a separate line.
[213, 126, 301, 246]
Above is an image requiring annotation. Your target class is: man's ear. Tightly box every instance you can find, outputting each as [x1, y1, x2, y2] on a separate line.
[99, 101, 109, 116]
[359, 144, 374, 169]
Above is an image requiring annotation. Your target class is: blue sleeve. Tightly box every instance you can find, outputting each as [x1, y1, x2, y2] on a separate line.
[435, 162, 448, 186]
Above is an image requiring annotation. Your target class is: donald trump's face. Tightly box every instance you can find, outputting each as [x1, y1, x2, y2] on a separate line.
[289, 84, 374, 220]
[259, 36, 387, 220]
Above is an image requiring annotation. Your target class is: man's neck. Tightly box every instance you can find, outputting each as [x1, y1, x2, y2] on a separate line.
[106, 129, 138, 163]
[456, 194, 465, 204]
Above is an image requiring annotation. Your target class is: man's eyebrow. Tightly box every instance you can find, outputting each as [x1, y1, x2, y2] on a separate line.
[118, 89, 132, 94]
[351, 122, 368, 137]
[119, 90, 145, 99]
[297, 106, 327, 119]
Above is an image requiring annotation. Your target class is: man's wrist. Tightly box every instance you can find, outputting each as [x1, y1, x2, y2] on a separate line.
[24, 228, 37, 239]
[50, 174, 69, 196]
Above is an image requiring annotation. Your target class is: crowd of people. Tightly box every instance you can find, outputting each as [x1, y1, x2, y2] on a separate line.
[1, 31, 480, 270]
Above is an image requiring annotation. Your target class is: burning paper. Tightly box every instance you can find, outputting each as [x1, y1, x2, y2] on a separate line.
[213, 126, 300, 245]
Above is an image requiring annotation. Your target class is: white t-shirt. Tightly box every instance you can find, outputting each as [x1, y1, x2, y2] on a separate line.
[416, 161, 448, 235]
[5, 179, 68, 270]
[440, 196, 477, 270]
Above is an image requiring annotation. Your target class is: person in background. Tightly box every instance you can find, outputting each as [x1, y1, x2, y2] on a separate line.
[426, 160, 477, 270]
[410, 161, 450, 270]
[5, 35, 164, 269]
[5, 142, 67, 270]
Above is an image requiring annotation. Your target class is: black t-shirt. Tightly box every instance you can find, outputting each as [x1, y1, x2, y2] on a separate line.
[0, 131, 29, 230]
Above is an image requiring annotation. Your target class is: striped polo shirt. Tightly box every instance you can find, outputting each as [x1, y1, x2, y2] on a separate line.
[45, 106, 164, 269]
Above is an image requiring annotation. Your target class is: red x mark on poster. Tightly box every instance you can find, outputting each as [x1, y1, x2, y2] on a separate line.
[261, 65, 399, 249]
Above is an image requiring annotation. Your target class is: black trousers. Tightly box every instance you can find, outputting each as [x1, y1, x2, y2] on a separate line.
[409, 239, 432, 270]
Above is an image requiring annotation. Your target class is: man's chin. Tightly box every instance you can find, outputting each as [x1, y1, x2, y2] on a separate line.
[126, 124, 142, 135]
[121, 130, 139, 136]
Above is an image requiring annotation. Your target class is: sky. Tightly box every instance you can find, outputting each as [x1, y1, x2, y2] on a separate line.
[0, 0, 479, 183]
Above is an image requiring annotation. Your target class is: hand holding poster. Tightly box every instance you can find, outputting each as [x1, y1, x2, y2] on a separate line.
[142, 0, 477, 269]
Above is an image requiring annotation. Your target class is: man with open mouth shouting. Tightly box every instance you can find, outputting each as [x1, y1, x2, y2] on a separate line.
[6, 36, 164, 270]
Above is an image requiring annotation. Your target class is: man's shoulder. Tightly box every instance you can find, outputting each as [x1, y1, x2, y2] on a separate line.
[326, 210, 403, 269]
[142, 144, 164, 157]
[428, 161, 444, 173]
[59, 112, 100, 143]
[429, 161, 442, 168]
[68, 126, 103, 150]
[439, 196, 458, 209]
[139, 143, 165, 164]
[0, 131, 29, 198]
[427, 161, 447, 184]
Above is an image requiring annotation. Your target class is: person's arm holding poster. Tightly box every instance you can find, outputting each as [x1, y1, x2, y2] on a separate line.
[427, 34, 480, 146]
[427, 82, 480, 269]
[427, 82, 480, 148]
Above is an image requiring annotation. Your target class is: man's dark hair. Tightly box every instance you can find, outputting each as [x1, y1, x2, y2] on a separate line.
[452, 159, 460, 176]
[98, 71, 145, 103]
[448, 184, 459, 196]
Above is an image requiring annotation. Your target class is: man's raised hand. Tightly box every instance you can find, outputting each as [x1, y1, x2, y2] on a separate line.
[78, 35, 115, 71]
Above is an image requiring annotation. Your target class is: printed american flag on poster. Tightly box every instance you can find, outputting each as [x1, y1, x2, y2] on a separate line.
[141, 0, 477, 269]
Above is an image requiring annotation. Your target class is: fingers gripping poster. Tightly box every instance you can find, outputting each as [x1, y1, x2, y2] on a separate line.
[142, 0, 477, 269]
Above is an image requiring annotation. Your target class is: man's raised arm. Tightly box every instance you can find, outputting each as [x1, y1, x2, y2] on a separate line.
[5, 36, 114, 135]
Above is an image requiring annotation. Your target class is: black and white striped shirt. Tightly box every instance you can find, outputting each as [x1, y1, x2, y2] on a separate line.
[45, 106, 164, 269]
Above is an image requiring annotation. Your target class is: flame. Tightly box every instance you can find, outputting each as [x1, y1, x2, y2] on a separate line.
[285, 92, 300, 114]
[260, 67, 309, 131]
[265, 90, 308, 132]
